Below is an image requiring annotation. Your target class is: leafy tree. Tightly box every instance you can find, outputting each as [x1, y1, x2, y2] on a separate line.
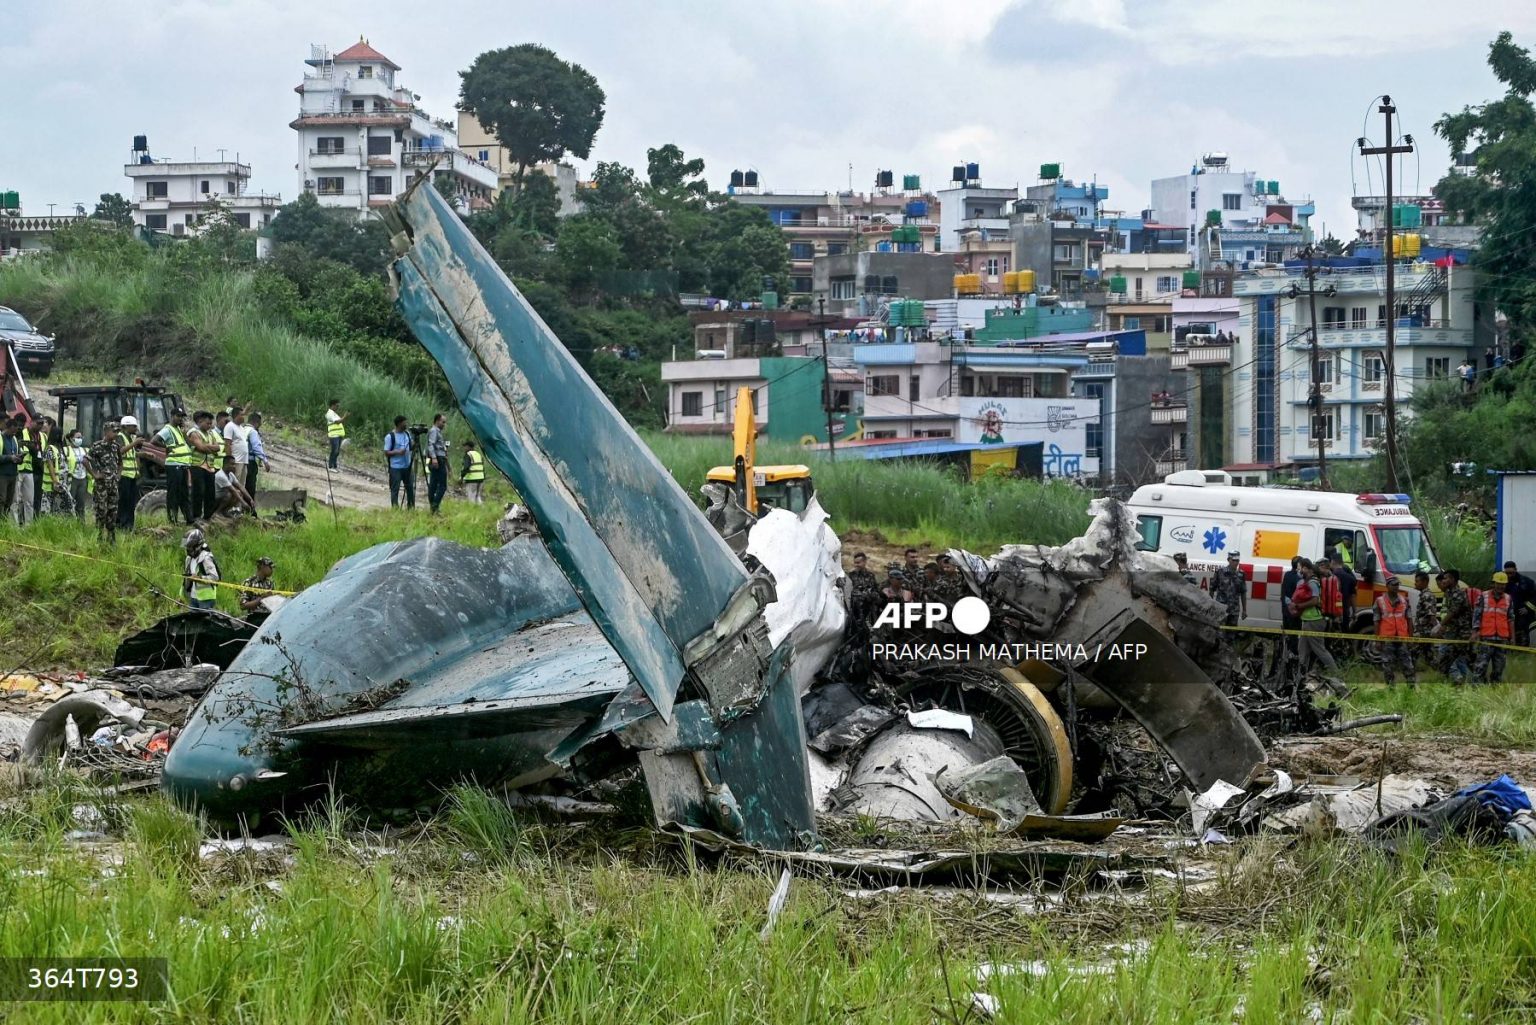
[511, 170, 563, 237]
[1436, 32, 1536, 330]
[269, 192, 391, 276]
[458, 44, 605, 187]
[91, 193, 134, 228]
[647, 144, 708, 207]
[702, 203, 790, 300]
[554, 216, 622, 297]
[1319, 234, 1345, 256]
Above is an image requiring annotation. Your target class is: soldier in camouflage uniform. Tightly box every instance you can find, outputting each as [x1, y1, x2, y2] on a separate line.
[934, 554, 966, 605]
[846, 552, 880, 627]
[1209, 551, 1248, 626]
[1434, 569, 1472, 683]
[1412, 570, 1441, 673]
[84, 421, 121, 543]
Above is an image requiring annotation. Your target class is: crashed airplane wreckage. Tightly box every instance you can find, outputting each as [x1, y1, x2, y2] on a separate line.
[162, 183, 1265, 849]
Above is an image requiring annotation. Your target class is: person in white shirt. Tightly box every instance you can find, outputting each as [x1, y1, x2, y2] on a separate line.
[223, 406, 251, 485]
[212, 456, 254, 518]
[66, 429, 88, 520]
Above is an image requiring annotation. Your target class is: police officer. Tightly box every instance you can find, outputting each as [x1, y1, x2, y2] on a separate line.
[1210, 551, 1247, 626]
[1373, 576, 1416, 687]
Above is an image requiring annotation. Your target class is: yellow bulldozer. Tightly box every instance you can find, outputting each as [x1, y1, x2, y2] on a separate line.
[705, 387, 816, 516]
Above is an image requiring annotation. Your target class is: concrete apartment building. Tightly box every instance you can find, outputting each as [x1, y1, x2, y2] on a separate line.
[811, 251, 957, 319]
[1100, 252, 1193, 352]
[123, 139, 282, 235]
[454, 112, 581, 217]
[1149, 153, 1314, 270]
[728, 181, 940, 298]
[291, 40, 497, 216]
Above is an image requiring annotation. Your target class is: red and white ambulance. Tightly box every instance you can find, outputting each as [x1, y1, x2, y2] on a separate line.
[1126, 471, 1440, 629]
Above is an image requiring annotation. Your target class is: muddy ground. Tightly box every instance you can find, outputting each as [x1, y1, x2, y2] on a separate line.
[1271, 735, 1536, 789]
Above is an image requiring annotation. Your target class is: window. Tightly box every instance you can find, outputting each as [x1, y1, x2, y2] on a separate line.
[1053, 244, 1078, 262]
[234, 213, 251, 229]
[359, 65, 373, 78]
[827, 242, 848, 256]
[984, 257, 1000, 277]
[1311, 408, 1337, 442]
[367, 176, 393, 196]
[868, 374, 900, 396]
[478, 150, 490, 162]
[1322, 306, 1346, 328]
[1315, 355, 1335, 385]
[997, 375, 1033, 398]
[1363, 352, 1386, 387]
[317, 137, 345, 155]
[316, 177, 345, 195]
[916, 429, 953, 439]
[225, 181, 235, 194]
[1364, 408, 1386, 440]
[372, 100, 387, 112]
[146, 181, 168, 198]
[713, 389, 726, 414]
[367, 135, 392, 156]
[1123, 317, 1141, 330]
[909, 375, 920, 400]
[199, 180, 210, 194]
[1082, 381, 1104, 458]
[1135, 515, 1162, 551]
[1157, 275, 1178, 293]
[830, 277, 856, 300]
[145, 213, 167, 230]
[789, 242, 814, 260]
[1426, 356, 1450, 379]
[351, 99, 365, 111]
[790, 276, 812, 294]
[1222, 193, 1242, 211]
[1351, 307, 1368, 328]
[867, 430, 898, 440]
[1189, 189, 1197, 210]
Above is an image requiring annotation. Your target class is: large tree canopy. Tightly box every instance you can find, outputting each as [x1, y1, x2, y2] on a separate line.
[1435, 31, 1536, 330]
[458, 44, 605, 184]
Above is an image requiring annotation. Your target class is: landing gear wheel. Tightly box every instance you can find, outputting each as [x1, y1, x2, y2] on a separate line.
[135, 487, 167, 519]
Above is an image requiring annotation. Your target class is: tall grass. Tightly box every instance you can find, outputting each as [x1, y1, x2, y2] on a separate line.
[642, 432, 1095, 550]
[1421, 507, 1497, 583]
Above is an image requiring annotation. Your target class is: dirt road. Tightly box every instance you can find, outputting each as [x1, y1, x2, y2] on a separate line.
[261, 437, 392, 510]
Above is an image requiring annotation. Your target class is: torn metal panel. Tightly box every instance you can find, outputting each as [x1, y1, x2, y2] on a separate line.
[936, 755, 1044, 833]
[114, 611, 260, 672]
[386, 185, 747, 721]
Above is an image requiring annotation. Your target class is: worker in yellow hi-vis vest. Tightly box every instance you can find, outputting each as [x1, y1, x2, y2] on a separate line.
[326, 398, 348, 470]
[116, 415, 145, 531]
[461, 438, 486, 504]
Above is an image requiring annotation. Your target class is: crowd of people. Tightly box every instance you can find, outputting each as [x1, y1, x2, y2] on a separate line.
[845, 547, 967, 627]
[365, 408, 486, 512]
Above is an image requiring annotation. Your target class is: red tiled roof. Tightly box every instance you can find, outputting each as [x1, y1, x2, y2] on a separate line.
[334, 40, 399, 69]
[1263, 212, 1291, 225]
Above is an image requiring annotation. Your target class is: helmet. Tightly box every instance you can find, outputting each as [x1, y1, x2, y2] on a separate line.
[1493, 571, 1509, 584]
[119, 415, 139, 428]
[183, 528, 205, 549]
[256, 556, 275, 568]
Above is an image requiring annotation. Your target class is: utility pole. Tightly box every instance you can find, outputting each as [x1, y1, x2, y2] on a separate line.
[1290, 246, 1337, 490]
[818, 297, 836, 461]
[1360, 98, 1414, 492]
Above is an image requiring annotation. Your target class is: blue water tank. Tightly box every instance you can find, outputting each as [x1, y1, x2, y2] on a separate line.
[905, 200, 928, 217]
[877, 241, 893, 252]
[965, 162, 980, 180]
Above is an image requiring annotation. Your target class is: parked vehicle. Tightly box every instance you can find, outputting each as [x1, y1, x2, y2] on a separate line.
[1126, 469, 1440, 629]
[0, 306, 55, 378]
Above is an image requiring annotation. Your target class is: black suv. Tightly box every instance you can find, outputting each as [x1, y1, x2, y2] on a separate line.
[0, 306, 55, 378]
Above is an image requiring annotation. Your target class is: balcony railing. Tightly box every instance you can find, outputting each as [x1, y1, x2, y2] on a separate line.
[1155, 459, 1189, 476]
[1320, 318, 1449, 332]
[1171, 349, 1189, 370]
[1187, 344, 1233, 366]
[1150, 403, 1188, 425]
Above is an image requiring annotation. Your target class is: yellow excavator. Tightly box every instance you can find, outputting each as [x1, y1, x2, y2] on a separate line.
[705, 386, 816, 516]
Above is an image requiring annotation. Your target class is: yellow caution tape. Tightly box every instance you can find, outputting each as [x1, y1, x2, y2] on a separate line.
[1222, 622, 1535, 655]
[0, 537, 297, 596]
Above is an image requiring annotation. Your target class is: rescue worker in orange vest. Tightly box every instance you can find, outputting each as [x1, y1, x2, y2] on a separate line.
[1472, 571, 1515, 684]
[1372, 576, 1416, 687]
[1316, 555, 1344, 631]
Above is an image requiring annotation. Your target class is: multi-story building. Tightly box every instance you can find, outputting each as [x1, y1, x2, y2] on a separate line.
[937, 170, 1016, 294]
[1222, 253, 1485, 474]
[850, 328, 1183, 485]
[291, 40, 497, 217]
[1149, 153, 1315, 269]
[1099, 253, 1192, 352]
[729, 181, 940, 299]
[454, 112, 581, 217]
[123, 141, 282, 235]
[1, 204, 91, 259]
[811, 251, 957, 320]
[661, 318, 859, 441]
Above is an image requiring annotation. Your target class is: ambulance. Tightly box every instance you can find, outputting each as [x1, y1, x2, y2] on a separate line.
[1125, 470, 1440, 629]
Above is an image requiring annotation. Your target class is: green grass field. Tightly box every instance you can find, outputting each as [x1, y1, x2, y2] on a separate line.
[0, 777, 1533, 1023]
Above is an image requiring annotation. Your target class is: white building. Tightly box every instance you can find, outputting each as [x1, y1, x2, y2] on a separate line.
[291, 40, 497, 217]
[123, 147, 282, 235]
[1149, 153, 1314, 269]
[937, 180, 1017, 255]
[1228, 260, 1485, 468]
[454, 112, 581, 217]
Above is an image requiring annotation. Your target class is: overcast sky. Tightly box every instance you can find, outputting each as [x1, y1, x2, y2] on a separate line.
[7, 0, 1536, 237]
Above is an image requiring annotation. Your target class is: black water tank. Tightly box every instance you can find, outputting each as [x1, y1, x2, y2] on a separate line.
[133, 134, 148, 151]
[951, 165, 966, 182]
[743, 170, 759, 187]
[876, 170, 894, 188]
[730, 170, 745, 188]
